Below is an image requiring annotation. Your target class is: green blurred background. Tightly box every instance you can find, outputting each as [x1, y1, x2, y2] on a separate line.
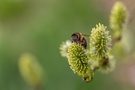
[0, 0, 135, 90]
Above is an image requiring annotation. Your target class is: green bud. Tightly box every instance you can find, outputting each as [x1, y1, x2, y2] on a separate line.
[19, 53, 43, 88]
[89, 23, 112, 72]
[90, 23, 111, 58]
[110, 1, 127, 40]
[68, 43, 94, 82]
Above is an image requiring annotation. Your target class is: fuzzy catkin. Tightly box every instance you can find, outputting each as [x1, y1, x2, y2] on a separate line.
[68, 43, 94, 82]
[90, 23, 111, 58]
[110, 1, 127, 39]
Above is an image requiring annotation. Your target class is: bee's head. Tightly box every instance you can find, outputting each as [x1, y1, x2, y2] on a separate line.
[71, 33, 80, 42]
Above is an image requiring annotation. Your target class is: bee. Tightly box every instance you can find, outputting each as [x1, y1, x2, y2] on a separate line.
[71, 32, 88, 49]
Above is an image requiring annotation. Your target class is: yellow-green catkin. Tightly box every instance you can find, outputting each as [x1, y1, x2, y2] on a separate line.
[19, 53, 43, 88]
[90, 23, 111, 58]
[89, 23, 114, 73]
[68, 43, 94, 82]
[110, 1, 127, 40]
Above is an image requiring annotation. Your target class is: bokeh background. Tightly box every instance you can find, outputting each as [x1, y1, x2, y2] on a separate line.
[0, 0, 135, 90]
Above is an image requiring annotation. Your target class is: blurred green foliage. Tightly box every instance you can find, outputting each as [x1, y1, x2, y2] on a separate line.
[0, 0, 134, 90]
[0, 0, 27, 20]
